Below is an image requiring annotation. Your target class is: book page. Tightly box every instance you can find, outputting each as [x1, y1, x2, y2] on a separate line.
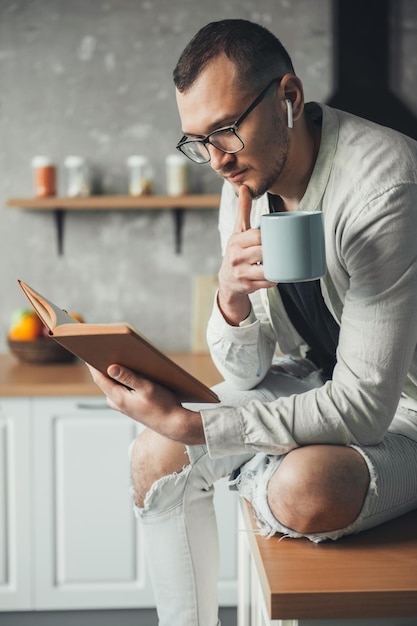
[19, 281, 79, 331]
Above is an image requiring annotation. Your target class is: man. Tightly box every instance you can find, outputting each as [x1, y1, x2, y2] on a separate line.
[89, 19, 417, 626]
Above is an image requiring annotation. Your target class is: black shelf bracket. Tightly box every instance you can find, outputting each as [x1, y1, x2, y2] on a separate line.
[54, 209, 66, 256]
[172, 208, 185, 254]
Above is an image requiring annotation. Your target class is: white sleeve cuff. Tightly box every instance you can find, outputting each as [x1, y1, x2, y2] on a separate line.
[239, 309, 257, 327]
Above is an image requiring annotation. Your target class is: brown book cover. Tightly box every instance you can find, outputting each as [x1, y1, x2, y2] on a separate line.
[18, 280, 219, 404]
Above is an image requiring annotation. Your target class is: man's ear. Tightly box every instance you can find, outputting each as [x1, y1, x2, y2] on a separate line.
[280, 74, 304, 124]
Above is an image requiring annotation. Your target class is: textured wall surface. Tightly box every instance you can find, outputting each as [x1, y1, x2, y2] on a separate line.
[0, 0, 416, 352]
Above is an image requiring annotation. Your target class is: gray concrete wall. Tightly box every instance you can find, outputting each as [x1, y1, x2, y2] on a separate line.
[0, 0, 416, 352]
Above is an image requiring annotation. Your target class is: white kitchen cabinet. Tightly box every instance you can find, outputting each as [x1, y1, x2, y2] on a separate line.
[0, 399, 32, 610]
[32, 396, 149, 610]
[0, 395, 238, 611]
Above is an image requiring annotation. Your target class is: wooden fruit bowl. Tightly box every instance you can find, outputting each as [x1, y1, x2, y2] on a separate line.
[8, 336, 75, 364]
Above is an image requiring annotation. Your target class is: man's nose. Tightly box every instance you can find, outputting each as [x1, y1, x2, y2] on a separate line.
[207, 144, 236, 171]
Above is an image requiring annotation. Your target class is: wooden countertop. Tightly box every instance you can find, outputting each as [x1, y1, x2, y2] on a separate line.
[0, 352, 222, 397]
[241, 499, 417, 620]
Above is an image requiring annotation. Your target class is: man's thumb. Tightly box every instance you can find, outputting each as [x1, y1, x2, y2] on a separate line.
[108, 365, 121, 379]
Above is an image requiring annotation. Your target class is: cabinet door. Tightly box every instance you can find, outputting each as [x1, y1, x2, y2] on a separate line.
[32, 397, 153, 610]
[0, 398, 32, 611]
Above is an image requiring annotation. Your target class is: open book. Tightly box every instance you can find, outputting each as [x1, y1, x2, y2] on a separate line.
[18, 281, 219, 404]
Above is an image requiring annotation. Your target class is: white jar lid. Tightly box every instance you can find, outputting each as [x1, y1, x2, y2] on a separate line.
[64, 155, 86, 167]
[127, 155, 148, 167]
[31, 156, 54, 167]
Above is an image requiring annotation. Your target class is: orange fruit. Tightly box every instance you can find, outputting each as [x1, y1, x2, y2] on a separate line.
[11, 308, 33, 326]
[8, 312, 44, 341]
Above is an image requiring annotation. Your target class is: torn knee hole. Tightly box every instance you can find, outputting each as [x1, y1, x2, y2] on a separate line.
[133, 463, 191, 510]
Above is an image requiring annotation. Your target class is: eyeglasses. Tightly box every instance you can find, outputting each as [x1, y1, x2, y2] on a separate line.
[176, 77, 282, 164]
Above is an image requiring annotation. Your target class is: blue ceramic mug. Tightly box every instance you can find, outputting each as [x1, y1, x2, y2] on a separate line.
[260, 211, 326, 282]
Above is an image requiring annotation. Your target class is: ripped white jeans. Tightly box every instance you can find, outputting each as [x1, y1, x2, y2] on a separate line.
[132, 358, 417, 626]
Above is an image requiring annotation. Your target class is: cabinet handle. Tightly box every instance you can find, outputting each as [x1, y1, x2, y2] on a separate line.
[76, 403, 111, 410]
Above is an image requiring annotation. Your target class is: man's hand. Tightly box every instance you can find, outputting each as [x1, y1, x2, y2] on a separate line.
[87, 364, 205, 445]
[218, 184, 276, 325]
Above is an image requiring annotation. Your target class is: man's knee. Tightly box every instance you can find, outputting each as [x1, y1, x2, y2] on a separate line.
[267, 445, 370, 534]
[130, 429, 188, 507]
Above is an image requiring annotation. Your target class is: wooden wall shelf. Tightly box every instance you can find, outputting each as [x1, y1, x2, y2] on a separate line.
[7, 194, 221, 254]
[7, 194, 220, 210]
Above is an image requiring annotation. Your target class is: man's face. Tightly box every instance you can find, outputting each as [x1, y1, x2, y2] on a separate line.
[176, 55, 289, 199]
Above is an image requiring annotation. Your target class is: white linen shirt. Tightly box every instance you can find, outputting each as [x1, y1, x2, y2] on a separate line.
[202, 103, 417, 458]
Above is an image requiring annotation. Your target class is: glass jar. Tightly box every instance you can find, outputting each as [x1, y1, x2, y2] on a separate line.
[127, 155, 153, 196]
[166, 154, 189, 196]
[64, 156, 91, 197]
[31, 156, 56, 198]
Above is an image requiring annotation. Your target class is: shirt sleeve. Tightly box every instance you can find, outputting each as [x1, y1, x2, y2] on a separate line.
[206, 182, 278, 389]
[206, 289, 277, 389]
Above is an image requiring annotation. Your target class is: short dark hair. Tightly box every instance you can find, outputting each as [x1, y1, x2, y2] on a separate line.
[173, 19, 295, 93]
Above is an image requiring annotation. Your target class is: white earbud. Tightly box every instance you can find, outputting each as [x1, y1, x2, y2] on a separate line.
[285, 99, 293, 128]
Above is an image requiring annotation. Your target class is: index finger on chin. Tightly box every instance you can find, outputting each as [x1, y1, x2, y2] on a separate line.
[233, 184, 252, 233]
